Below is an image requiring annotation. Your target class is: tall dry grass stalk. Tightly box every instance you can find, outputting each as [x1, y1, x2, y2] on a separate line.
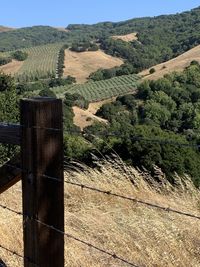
[0, 156, 200, 266]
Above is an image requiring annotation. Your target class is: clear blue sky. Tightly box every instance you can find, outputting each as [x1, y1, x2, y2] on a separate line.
[1, 0, 200, 28]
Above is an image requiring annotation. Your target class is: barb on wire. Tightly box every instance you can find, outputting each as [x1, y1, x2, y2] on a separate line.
[0, 243, 39, 267]
[2, 162, 200, 221]
[0, 203, 141, 267]
[65, 180, 200, 221]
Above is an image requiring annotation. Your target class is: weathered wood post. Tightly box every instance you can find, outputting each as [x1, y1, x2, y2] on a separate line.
[20, 98, 64, 267]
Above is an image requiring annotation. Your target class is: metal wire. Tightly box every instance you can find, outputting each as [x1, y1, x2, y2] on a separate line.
[0, 204, 141, 267]
[65, 180, 200, 220]
[0, 243, 39, 267]
[2, 163, 200, 221]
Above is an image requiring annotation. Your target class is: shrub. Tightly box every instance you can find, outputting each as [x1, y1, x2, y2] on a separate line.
[39, 88, 57, 98]
[0, 56, 12, 66]
[149, 68, 156, 74]
[12, 50, 28, 61]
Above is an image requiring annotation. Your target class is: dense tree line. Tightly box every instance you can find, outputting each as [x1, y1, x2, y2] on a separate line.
[88, 63, 137, 81]
[70, 41, 99, 52]
[16, 76, 76, 94]
[57, 44, 69, 77]
[0, 26, 70, 52]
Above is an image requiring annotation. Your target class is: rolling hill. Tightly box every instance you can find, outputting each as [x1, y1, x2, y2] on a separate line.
[140, 45, 200, 80]
[63, 49, 124, 83]
[0, 26, 69, 52]
[0, 6, 200, 73]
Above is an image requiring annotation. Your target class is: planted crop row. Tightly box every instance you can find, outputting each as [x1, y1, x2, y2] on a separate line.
[53, 74, 141, 102]
[1, 43, 65, 82]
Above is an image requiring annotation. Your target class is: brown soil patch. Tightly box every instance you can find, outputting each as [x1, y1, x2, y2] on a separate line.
[0, 60, 23, 75]
[140, 45, 200, 80]
[73, 106, 107, 130]
[63, 50, 124, 83]
[112, 33, 138, 42]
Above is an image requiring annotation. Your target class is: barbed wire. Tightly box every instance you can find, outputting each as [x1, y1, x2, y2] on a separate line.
[65, 180, 200, 220]
[0, 243, 39, 267]
[0, 203, 141, 267]
[1, 121, 199, 149]
[3, 162, 200, 221]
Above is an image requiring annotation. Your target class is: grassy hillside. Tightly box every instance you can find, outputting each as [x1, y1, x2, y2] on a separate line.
[140, 44, 200, 80]
[1, 7, 200, 74]
[67, 7, 200, 72]
[64, 49, 124, 83]
[0, 158, 200, 266]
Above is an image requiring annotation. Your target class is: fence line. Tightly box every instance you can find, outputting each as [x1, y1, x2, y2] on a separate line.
[0, 244, 39, 267]
[1, 163, 200, 222]
[1, 101, 200, 266]
[0, 122, 199, 149]
[0, 204, 142, 267]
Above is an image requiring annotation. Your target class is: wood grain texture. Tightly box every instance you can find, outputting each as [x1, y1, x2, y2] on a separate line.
[20, 98, 64, 267]
[0, 155, 21, 194]
[0, 124, 20, 145]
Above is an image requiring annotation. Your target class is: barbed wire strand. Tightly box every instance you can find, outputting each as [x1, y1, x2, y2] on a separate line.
[0, 243, 39, 267]
[0, 204, 141, 267]
[2, 163, 200, 221]
[0, 121, 199, 149]
[64, 180, 200, 220]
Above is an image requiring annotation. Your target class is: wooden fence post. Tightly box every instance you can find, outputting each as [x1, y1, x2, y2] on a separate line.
[20, 98, 64, 267]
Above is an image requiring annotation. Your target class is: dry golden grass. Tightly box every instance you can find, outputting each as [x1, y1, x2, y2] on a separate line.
[112, 33, 138, 42]
[0, 60, 23, 75]
[73, 106, 107, 130]
[72, 98, 119, 130]
[0, 157, 200, 266]
[72, 99, 116, 130]
[63, 50, 124, 83]
[54, 27, 69, 32]
[87, 98, 117, 115]
[140, 45, 200, 80]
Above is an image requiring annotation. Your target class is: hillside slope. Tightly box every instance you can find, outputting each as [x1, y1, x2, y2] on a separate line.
[1, 6, 200, 75]
[64, 50, 124, 83]
[0, 60, 23, 75]
[0, 26, 69, 52]
[140, 45, 200, 80]
[67, 7, 200, 72]
[0, 159, 200, 266]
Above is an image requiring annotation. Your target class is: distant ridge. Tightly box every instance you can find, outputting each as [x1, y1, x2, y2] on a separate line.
[0, 26, 14, 33]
